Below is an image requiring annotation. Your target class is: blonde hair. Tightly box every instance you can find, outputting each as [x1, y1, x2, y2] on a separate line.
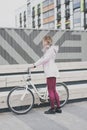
[43, 36, 52, 46]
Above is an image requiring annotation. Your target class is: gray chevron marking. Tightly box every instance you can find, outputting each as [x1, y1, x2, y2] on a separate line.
[0, 35, 26, 64]
[6, 29, 40, 62]
[0, 45, 18, 64]
[62, 41, 81, 47]
[24, 30, 33, 36]
[15, 29, 44, 57]
[56, 53, 82, 59]
[0, 55, 9, 65]
[26, 29, 53, 55]
[52, 31, 65, 45]
[33, 30, 49, 45]
[56, 59, 81, 62]
[0, 29, 34, 63]
[59, 47, 81, 53]
[55, 31, 81, 46]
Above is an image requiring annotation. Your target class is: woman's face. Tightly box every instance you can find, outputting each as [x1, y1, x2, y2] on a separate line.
[43, 40, 48, 48]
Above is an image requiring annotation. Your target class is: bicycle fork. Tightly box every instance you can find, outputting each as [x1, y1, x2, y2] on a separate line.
[20, 85, 28, 101]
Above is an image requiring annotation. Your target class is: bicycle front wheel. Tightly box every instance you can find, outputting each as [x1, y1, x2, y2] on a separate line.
[56, 83, 69, 107]
[7, 86, 34, 114]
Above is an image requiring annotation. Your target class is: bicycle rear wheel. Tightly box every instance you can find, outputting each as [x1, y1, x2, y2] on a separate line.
[56, 83, 69, 107]
[7, 86, 34, 114]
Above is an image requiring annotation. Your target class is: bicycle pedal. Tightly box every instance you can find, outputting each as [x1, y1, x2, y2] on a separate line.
[37, 102, 41, 105]
[40, 98, 46, 102]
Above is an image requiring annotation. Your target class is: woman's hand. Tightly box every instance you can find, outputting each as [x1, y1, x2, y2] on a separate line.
[29, 64, 36, 69]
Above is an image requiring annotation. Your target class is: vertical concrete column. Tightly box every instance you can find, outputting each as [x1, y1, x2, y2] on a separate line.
[27, 1, 32, 28]
[61, 0, 65, 29]
[40, 3, 43, 29]
[81, 13, 85, 30]
[70, 0, 73, 29]
[54, 0, 57, 29]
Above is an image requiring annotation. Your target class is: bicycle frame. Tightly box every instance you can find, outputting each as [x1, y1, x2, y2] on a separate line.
[21, 69, 48, 101]
[29, 80, 48, 100]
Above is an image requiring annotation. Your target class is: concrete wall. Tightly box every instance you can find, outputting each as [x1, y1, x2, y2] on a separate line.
[0, 28, 87, 65]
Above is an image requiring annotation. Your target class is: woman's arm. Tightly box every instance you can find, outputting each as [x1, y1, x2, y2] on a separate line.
[34, 46, 59, 67]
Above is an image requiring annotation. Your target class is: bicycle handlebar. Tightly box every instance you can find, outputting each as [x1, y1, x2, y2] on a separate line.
[27, 67, 31, 75]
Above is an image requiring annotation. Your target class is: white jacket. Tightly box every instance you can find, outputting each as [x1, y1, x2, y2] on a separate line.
[35, 45, 59, 78]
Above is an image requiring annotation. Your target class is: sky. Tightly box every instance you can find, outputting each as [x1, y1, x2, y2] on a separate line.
[0, 0, 26, 28]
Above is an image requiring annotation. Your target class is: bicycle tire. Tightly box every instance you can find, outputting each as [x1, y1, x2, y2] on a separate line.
[7, 86, 34, 115]
[56, 82, 69, 107]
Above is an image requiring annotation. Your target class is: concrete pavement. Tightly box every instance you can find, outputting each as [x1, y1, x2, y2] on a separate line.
[0, 101, 87, 130]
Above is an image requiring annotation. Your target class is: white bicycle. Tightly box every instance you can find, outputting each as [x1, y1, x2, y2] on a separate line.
[7, 68, 69, 115]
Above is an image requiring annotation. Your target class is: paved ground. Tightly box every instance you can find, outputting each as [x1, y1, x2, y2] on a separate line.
[0, 101, 87, 130]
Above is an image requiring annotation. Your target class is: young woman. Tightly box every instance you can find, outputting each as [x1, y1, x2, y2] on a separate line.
[30, 36, 62, 114]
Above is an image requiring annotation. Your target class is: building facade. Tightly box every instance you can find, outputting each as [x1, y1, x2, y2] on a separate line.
[15, 0, 87, 30]
[15, 5, 27, 28]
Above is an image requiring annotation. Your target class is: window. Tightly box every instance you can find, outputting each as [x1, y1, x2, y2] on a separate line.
[57, 6, 61, 22]
[57, 13, 61, 21]
[73, 0, 80, 9]
[57, 4, 61, 19]
[24, 23, 26, 28]
[32, 7, 35, 17]
[85, 0, 87, 9]
[43, 0, 49, 7]
[49, 0, 54, 4]
[38, 4, 40, 9]
[38, 18, 41, 27]
[43, 12, 48, 19]
[20, 13, 22, 20]
[43, 9, 54, 19]
[74, 18, 81, 24]
[65, 0, 70, 21]
[49, 21, 54, 28]
[43, 21, 54, 28]
[32, 20, 35, 28]
[65, 0, 70, 4]
[24, 11, 26, 22]
[37, 4, 41, 15]
[66, 4, 69, 10]
[43, 0, 54, 8]
[84, 13, 87, 26]
[43, 23, 49, 28]
[57, 6, 61, 12]
[65, 6, 70, 20]
[56, 0, 61, 6]
[73, 10, 81, 27]
[49, 9, 54, 16]
[57, 24, 61, 29]
[27, 3, 31, 16]
[66, 23, 70, 29]
[19, 13, 22, 27]
[24, 11, 26, 28]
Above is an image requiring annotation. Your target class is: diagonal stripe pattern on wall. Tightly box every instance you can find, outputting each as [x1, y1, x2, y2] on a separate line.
[0, 28, 82, 65]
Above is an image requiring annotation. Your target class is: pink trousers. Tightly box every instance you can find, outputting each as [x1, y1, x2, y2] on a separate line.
[47, 77, 60, 109]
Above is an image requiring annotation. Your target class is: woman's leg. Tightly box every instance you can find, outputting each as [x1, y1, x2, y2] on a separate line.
[53, 78, 60, 108]
[47, 77, 55, 109]
[45, 77, 62, 114]
[47, 77, 60, 108]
